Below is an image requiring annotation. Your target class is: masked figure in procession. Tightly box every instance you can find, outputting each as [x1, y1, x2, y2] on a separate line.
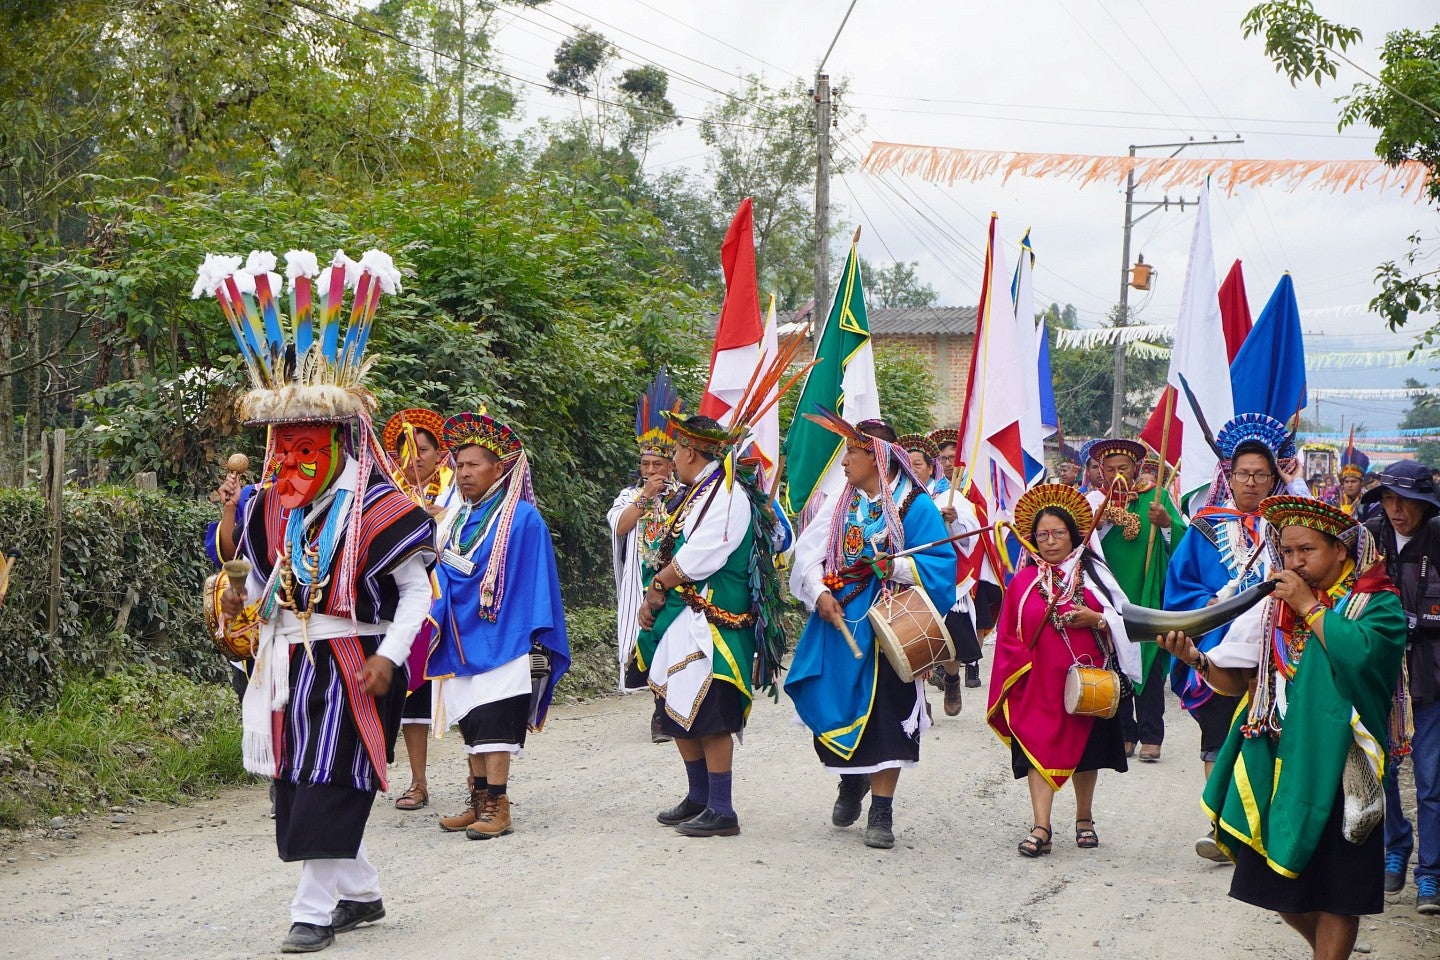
[203, 248, 436, 954]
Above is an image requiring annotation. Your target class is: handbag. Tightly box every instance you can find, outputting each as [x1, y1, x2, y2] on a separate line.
[1340, 740, 1384, 845]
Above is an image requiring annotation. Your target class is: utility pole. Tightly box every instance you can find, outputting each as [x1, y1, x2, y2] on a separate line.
[813, 0, 857, 326]
[813, 73, 832, 326]
[1108, 135, 1243, 437]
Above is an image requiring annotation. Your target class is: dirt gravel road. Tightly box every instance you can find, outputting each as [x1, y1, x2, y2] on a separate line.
[2, 676, 1437, 959]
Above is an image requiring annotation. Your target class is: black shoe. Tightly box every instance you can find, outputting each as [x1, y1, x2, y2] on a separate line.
[656, 797, 706, 826]
[864, 803, 895, 849]
[650, 714, 671, 744]
[675, 807, 740, 837]
[832, 775, 870, 827]
[330, 898, 385, 933]
[964, 661, 981, 688]
[280, 922, 335, 953]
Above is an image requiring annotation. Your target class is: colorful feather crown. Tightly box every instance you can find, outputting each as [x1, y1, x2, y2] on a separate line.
[898, 433, 939, 459]
[192, 248, 401, 425]
[1086, 438, 1147, 464]
[927, 428, 959, 449]
[1216, 413, 1293, 461]
[1260, 495, 1358, 542]
[443, 412, 523, 463]
[383, 408, 447, 455]
[1013, 483, 1096, 544]
[636, 368, 683, 458]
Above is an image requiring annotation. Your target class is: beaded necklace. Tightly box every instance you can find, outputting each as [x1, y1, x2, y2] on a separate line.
[447, 491, 504, 557]
[275, 489, 352, 648]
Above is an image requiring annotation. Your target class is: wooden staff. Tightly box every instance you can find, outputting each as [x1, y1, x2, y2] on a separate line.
[1143, 388, 1176, 581]
[835, 618, 863, 659]
[0, 547, 19, 609]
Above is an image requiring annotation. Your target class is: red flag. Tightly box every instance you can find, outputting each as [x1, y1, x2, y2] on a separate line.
[700, 198, 764, 420]
[1139, 385, 1182, 468]
[1219, 259, 1252, 363]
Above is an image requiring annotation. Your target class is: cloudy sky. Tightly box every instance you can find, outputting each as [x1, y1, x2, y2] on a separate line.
[483, 0, 1434, 430]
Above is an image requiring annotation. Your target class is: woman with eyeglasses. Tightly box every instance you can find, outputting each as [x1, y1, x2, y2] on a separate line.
[986, 484, 1141, 857]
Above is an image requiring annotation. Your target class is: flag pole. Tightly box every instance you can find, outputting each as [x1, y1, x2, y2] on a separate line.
[1143, 387, 1176, 581]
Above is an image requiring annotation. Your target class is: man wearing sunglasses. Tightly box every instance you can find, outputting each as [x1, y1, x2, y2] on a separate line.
[1362, 460, 1440, 914]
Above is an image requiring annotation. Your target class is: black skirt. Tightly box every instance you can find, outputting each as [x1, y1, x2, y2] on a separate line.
[275, 780, 378, 862]
[458, 693, 530, 750]
[1229, 789, 1385, 916]
[945, 609, 983, 663]
[816, 657, 921, 769]
[402, 679, 432, 722]
[660, 679, 746, 738]
[1011, 713, 1129, 780]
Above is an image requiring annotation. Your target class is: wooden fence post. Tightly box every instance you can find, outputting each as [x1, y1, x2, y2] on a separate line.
[46, 429, 64, 639]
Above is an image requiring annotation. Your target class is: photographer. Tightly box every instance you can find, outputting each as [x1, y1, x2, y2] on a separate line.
[1362, 461, 1440, 914]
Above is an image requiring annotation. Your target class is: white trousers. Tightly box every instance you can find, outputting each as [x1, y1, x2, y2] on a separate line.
[290, 842, 382, 925]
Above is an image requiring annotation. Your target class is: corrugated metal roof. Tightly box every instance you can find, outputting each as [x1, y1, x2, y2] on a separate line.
[778, 306, 976, 336]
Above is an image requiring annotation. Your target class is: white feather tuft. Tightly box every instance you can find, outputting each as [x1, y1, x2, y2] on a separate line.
[358, 249, 402, 295]
[332, 250, 361, 289]
[284, 250, 320, 288]
[231, 272, 257, 297]
[245, 250, 278, 275]
[191, 253, 243, 299]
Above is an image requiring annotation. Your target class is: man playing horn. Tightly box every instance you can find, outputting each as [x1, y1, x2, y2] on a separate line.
[1158, 496, 1405, 960]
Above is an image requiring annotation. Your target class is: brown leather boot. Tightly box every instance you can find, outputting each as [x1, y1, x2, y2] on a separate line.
[439, 788, 483, 832]
[942, 672, 963, 716]
[466, 793, 513, 839]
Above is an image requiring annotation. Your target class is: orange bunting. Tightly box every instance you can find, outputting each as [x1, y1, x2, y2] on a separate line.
[862, 143, 1430, 199]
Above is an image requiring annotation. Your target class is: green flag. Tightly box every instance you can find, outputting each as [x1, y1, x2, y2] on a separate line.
[781, 243, 880, 515]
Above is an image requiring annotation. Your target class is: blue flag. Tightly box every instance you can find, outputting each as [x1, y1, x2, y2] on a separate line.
[1229, 274, 1307, 423]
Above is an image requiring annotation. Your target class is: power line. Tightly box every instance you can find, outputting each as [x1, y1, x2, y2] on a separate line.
[281, 0, 780, 132]
[621, 0, 805, 81]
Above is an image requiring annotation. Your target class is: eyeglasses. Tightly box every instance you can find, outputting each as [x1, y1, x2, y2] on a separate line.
[1231, 471, 1274, 485]
[1033, 530, 1070, 543]
[1384, 473, 1435, 492]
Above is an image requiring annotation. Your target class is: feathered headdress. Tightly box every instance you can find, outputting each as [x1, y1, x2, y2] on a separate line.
[192, 247, 402, 618]
[1340, 426, 1369, 478]
[801, 407, 927, 571]
[192, 248, 402, 425]
[636, 368, 683, 459]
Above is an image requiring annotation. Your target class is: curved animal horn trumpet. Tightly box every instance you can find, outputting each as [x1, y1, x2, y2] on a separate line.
[1118, 580, 1277, 640]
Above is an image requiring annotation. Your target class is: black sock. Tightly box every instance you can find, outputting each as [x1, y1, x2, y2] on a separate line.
[487, 782, 507, 798]
[870, 794, 894, 813]
[473, 776, 488, 792]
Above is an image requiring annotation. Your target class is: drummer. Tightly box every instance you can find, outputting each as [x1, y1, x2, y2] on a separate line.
[986, 484, 1141, 857]
[786, 417, 957, 849]
[900, 432, 982, 715]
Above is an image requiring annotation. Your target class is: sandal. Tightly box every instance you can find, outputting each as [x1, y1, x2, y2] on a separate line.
[1075, 818, 1099, 848]
[1018, 825, 1053, 858]
[394, 783, 429, 811]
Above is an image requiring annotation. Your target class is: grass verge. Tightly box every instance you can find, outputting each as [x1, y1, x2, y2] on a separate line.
[0, 666, 247, 829]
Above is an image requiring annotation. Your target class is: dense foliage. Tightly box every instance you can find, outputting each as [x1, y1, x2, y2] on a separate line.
[1243, 2, 1440, 337]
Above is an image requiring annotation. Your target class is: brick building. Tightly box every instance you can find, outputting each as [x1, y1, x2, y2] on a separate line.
[780, 306, 978, 427]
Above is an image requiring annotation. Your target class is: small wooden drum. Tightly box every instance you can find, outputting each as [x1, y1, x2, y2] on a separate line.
[202, 572, 258, 661]
[1063, 663, 1121, 719]
[868, 586, 953, 682]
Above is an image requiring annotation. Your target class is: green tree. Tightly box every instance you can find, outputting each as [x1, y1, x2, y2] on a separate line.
[1043, 303, 1167, 437]
[700, 76, 828, 309]
[1243, 2, 1440, 337]
[860, 257, 939, 309]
